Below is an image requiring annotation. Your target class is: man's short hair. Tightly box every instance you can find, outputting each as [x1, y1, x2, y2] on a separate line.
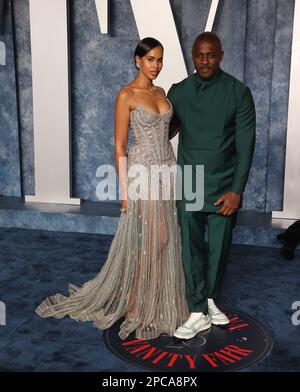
[192, 32, 222, 52]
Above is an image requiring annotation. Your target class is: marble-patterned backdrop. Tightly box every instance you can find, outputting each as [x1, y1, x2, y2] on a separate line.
[0, 0, 21, 196]
[0, 0, 295, 211]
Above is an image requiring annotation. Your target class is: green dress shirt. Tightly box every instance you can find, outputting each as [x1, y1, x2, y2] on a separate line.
[167, 69, 256, 212]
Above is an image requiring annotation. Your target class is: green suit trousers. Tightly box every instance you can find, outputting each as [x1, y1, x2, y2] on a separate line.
[178, 209, 237, 314]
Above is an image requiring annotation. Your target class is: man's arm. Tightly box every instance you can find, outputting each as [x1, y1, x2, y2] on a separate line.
[215, 86, 255, 216]
[231, 86, 256, 194]
[167, 84, 181, 139]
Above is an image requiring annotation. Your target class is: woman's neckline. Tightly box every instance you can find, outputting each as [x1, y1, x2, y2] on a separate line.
[130, 98, 172, 116]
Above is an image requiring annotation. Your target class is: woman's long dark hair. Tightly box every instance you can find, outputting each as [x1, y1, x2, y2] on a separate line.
[134, 37, 163, 68]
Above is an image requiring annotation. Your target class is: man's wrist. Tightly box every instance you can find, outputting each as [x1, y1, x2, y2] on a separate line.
[230, 190, 241, 196]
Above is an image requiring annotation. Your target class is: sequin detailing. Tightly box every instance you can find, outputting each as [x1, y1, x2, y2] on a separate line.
[35, 104, 189, 340]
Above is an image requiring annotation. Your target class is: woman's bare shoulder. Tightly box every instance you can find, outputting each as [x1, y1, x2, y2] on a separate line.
[117, 86, 134, 99]
[116, 86, 135, 107]
[154, 85, 166, 97]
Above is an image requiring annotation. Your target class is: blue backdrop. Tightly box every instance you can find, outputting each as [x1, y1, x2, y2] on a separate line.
[0, 0, 295, 212]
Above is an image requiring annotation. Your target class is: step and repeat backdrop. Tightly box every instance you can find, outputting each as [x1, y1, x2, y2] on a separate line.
[0, 0, 298, 216]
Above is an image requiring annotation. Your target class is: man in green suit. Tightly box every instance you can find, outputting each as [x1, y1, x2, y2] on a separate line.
[167, 32, 256, 340]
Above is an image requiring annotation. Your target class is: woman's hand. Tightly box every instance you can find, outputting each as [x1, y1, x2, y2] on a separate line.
[121, 199, 128, 212]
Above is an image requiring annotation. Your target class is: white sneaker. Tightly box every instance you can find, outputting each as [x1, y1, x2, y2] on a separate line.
[174, 312, 211, 339]
[208, 298, 230, 325]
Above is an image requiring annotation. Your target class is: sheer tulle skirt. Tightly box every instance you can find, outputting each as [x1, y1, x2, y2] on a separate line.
[35, 170, 189, 340]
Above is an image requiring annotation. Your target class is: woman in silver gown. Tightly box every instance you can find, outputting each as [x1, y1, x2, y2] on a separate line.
[36, 37, 189, 340]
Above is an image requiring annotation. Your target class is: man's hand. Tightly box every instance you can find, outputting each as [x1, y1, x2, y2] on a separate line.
[214, 192, 240, 216]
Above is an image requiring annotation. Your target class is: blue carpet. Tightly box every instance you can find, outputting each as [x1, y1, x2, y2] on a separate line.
[0, 227, 299, 372]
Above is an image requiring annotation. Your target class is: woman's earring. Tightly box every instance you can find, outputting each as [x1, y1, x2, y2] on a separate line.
[136, 62, 141, 69]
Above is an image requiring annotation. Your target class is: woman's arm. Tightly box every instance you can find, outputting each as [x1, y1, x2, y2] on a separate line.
[167, 84, 181, 139]
[114, 88, 131, 210]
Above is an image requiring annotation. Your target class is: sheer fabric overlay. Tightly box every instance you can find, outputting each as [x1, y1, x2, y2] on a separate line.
[35, 103, 189, 340]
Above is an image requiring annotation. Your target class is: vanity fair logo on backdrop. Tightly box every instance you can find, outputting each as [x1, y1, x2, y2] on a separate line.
[26, 0, 300, 219]
[25, 0, 216, 206]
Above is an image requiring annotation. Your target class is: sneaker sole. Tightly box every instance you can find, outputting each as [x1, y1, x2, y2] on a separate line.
[211, 319, 230, 325]
[174, 322, 211, 340]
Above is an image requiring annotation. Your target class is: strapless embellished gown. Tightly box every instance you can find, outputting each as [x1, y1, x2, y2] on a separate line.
[35, 102, 189, 340]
